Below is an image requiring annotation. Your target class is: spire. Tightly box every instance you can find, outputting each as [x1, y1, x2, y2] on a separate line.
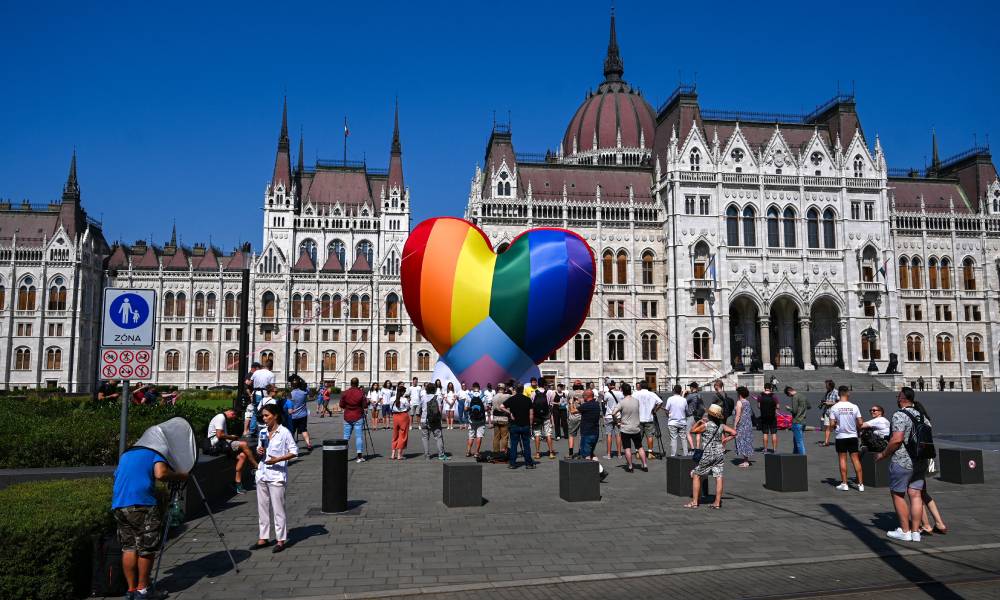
[271, 97, 292, 189]
[170, 221, 177, 246]
[278, 96, 289, 151]
[931, 129, 940, 170]
[297, 127, 304, 174]
[62, 149, 80, 201]
[387, 100, 404, 193]
[391, 96, 401, 155]
[603, 7, 624, 82]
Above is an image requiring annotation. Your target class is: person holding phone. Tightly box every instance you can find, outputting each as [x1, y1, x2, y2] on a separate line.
[252, 404, 298, 553]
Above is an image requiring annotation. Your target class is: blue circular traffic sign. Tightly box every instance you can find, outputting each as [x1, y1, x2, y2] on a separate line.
[109, 293, 149, 329]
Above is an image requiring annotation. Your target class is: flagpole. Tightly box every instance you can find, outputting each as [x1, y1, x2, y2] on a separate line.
[343, 116, 347, 163]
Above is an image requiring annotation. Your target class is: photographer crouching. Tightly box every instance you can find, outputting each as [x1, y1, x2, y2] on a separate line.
[112, 446, 189, 600]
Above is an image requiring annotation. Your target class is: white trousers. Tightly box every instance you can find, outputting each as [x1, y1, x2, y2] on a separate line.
[256, 480, 287, 541]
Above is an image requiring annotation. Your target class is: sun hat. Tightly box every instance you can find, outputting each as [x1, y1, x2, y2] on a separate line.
[707, 404, 724, 419]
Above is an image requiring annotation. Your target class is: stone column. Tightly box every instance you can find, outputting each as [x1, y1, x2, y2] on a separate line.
[800, 317, 814, 370]
[761, 317, 773, 371]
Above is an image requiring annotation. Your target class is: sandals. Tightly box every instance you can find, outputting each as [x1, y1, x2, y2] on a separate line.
[683, 502, 699, 509]
[710, 504, 722, 510]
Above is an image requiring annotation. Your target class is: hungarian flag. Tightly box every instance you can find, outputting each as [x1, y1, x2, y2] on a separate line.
[878, 257, 891, 279]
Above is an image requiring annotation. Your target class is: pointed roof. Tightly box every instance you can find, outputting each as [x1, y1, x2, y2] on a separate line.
[131, 244, 161, 269]
[224, 245, 252, 271]
[388, 100, 404, 191]
[320, 250, 345, 272]
[194, 246, 221, 271]
[603, 8, 624, 83]
[292, 248, 316, 272]
[272, 97, 292, 189]
[163, 246, 190, 270]
[297, 128, 305, 174]
[62, 150, 80, 201]
[106, 244, 129, 269]
[349, 252, 372, 273]
[391, 97, 401, 155]
[931, 130, 940, 170]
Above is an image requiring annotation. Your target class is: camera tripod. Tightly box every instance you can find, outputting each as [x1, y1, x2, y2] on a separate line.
[360, 412, 377, 458]
[151, 476, 239, 593]
[651, 415, 667, 458]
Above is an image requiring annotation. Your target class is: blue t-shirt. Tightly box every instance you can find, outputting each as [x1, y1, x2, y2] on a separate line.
[112, 448, 164, 509]
[578, 400, 602, 437]
[290, 388, 309, 419]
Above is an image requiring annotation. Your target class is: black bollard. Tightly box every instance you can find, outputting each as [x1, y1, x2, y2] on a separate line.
[322, 438, 348, 513]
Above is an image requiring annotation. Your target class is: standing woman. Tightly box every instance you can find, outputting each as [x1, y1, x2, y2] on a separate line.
[444, 382, 457, 430]
[391, 383, 411, 460]
[381, 380, 394, 430]
[252, 404, 298, 553]
[685, 404, 736, 508]
[733, 386, 755, 468]
[913, 400, 948, 535]
[368, 383, 381, 428]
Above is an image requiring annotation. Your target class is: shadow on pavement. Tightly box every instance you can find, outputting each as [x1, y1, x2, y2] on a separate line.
[157, 548, 252, 593]
[287, 524, 329, 547]
[822, 503, 964, 600]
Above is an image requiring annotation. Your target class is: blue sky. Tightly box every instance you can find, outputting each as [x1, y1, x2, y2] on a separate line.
[1, 0, 998, 251]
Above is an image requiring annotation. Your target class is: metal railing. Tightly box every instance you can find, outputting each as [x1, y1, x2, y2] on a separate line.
[939, 145, 990, 169]
[657, 84, 697, 114]
[316, 159, 366, 169]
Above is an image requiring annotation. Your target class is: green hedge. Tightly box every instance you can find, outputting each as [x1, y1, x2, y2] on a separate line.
[0, 478, 114, 599]
[0, 397, 218, 469]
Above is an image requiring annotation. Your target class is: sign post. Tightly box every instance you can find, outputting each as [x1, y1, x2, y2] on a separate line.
[100, 288, 156, 456]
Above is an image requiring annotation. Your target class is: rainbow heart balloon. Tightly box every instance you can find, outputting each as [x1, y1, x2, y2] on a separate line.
[402, 217, 596, 385]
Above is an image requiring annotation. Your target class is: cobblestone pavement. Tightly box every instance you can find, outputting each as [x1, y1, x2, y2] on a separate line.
[152, 412, 999, 600]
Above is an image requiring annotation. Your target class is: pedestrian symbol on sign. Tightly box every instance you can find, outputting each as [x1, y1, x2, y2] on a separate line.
[109, 293, 149, 329]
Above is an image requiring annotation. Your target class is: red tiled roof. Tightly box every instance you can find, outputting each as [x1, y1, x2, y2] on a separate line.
[349, 253, 372, 273]
[320, 251, 344, 272]
[131, 246, 160, 269]
[518, 164, 654, 204]
[162, 248, 190, 270]
[224, 248, 251, 271]
[563, 83, 654, 155]
[106, 244, 129, 269]
[194, 247, 221, 271]
[301, 169, 373, 206]
[889, 179, 971, 213]
[292, 249, 316, 272]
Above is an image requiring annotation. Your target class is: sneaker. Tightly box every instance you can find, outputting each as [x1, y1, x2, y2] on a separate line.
[533, 453, 541, 460]
[548, 453, 556, 460]
[526, 463, 537, 469]
[356, 456, 366, 463]
[235, 483, 246, 494]
[887, 528, 912, 541]
[640, 465, 649, 472]
[599, 470, 609, 482]
[603, 455, 612, 460]
[911, 531, 921, 542]
[836, 482, 850, 491]
[626, 465, 634, 473]
[438, 455, 450, 461]
[857, 484, 865, 492]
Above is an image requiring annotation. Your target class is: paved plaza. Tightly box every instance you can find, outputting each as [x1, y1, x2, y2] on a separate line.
[152, 413, 1000, 599]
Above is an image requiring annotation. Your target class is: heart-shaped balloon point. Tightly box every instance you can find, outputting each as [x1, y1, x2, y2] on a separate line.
[402, 217, 596, 384]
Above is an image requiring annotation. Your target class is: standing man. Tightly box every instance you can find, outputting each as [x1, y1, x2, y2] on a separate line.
[602, 381, 623, 459]
[665, 385, 689, 456]
[875, 387, 927, 542]
[685, 382, 704, 449]
[112, 445, 188, 600]
[491, 383, 511, 456]
[757, 383, 779, 453]
[552, 383, 569, 441]
[248, 361, 276, 437]
[502, 383, 535, 469]
[831, 386, 865, 491]
[635, 381, 664, 458]
[417, 383, 448, 460]
[408, 377, 423, 430]
[531, 383, 556, 459]
[339, 377, 368, 463]
[566, 381, 583, 458]
[821, 379, 838, 446]
[783, 386, 810, 455]
[709, 380, 735, 423]
[577, 389, 608, 480]
[523, 376, 539, 400]
[612, 383, 647, 472]
[465, 383, 488, 457]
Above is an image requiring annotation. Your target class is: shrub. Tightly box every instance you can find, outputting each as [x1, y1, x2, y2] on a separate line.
[0, 478, 114, 600]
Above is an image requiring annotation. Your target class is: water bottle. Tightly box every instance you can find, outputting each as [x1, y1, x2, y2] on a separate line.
[168, 495, 184, 527]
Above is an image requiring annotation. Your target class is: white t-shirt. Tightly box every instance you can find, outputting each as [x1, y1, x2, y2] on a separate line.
[255, 424, 298, 484]
[865, 416, 891, 438]
[665, 394, 688, 424]
[367, 390, 380, 405]
[418, 392, 440, 424]
[603, 390, 623, 420]
[832, 401, 863, 439]
[207, 413, 227, 439]
[250, 368, 275, 391]
[391, 397, 411, 413]
[444, 391, 457, 410]
[381, 389, 395, 406]
[408, 385, 422, 404]
[261, 395, 277, 408]
[635, 389, 663, 423]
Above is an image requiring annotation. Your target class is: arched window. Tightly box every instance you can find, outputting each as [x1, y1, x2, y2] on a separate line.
[861, 246, 877, 283]
[853, 154, 864, 178]
[261, 291, 276, 319]
[196, 350, 210, 371]
[963, 258, 977, 290]
[742, 206, 757, 247]
[17, 284, 36, 311]
[726, 206, 740, 246]
[607, 332, 625, 361]
[693, 242, 710, 280]
[291, 293, 302, 318]
[906, 334, 923, 362]
[351, 350, 366, 371]
[320, 294, 332, 318]
[766, 208, 780, 248]
[206, 293, 216, 318]
[323, 351, 337, 371]
[385, 293, 399, 319]
[573, 332, 592, 361]
[303, 294, 314, 319]
[225, 350, 240, 371]
[47, 285, 67, 311]
[13, 347, 30, 370]
[0, 284, 6, 310]
[966, 334, 985, 361]
[349, 294, 360, 319]
[194, 292, 206, 317]
[927, 258, 939, 290]
[165, 350, 180, 371]
[641, 332, 658, 360]
[898, 258, 910, 289]
[806, 208, 820, 248]
[356, 240, 374, 265]
[935, 334, 952, 362]
[328, 239, 346, 266]
[224, 293, 236, 318]
[360, 294, 371, 319]
[175, 292, 186, 317]
[602, 250, 614, 285]
[940, 258, 952, 290]
[615, 250, 628, 285]
[295, 350, 308, 372]
[504, 181, 511, 196]
[822, 208, 836, 249]
[861, 332, 881, 360]
[260, 350, 274, 368]
[163, 292, 175, 316]
[299, 238, 317, 263]
[331, 294, 343, 319]
[416, 350, 430, 371]
[497, 182, 504, 196]
[689, 148, 701, 172]
[641, 251, 654, 285]
[910, 257, 923, 290]
[45, 347, 61, 369]
[782, 207, 796, 248]
[693, 330, 711, 360]
[384, 351, 398, 371]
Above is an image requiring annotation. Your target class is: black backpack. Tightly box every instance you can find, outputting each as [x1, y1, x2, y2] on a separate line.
[533, 392, 550, 422]
[903, 410, 936, 461]
[425, 395, 443, 429]
[468, 396, 485, 422]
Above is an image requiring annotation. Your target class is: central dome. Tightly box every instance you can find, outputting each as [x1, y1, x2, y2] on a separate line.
[561, 13, 655, 162]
